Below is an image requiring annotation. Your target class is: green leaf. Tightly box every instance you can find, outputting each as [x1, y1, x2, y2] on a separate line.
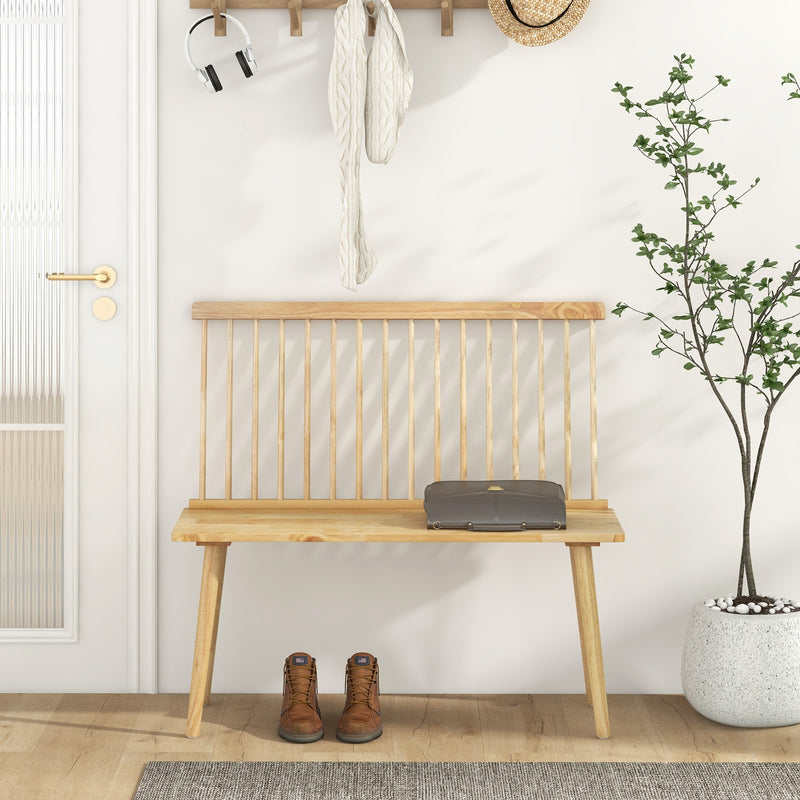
[683, 362, 696, 370]
[664, 181, 680, 190]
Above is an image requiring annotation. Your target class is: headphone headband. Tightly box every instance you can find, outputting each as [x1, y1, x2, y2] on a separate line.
[184, 13, 253, 72]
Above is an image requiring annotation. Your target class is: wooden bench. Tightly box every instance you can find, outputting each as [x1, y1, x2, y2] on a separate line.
[172, 301, 625, 740]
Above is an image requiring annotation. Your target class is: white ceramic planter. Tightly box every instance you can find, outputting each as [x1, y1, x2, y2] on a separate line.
[681, 602, 800, 727]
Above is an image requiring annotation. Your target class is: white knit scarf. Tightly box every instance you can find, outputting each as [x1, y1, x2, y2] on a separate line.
[329, 0, 413, 291]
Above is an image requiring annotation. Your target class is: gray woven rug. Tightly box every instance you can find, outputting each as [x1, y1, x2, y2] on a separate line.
[134, 761, 800, 799]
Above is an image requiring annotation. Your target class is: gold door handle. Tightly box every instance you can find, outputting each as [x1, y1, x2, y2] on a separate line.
[46, 265, 116, 288]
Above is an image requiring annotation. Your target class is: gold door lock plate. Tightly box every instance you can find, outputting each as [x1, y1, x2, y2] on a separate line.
[92, 297, 117, 321]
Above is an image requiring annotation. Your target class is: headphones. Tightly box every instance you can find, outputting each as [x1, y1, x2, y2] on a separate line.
[185, 13, 258, 93]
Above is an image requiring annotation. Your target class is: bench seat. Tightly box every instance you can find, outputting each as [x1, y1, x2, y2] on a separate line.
[173, 501, 624, 544]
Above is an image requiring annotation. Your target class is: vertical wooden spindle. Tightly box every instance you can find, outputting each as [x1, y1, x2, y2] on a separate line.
[356, 319, 363, 499]
[199, 319, 208, 499]
[277, 319, 285, 500]
[485, 319, 493, 480]
[433, 319, 441, 482]
[538, 319, 546, 481]
[304, 319, 311, 500]
[251, 319, 259, 499]
[460, 318, 467, 480]
[225, 319, 233, 500]
[382, 319, 389, 500]
[511, 318, 519, 480]
[330, 319, 337, 500]
[563, 320, 573, 500]
[408, 319, 415, 499]
[590, 319, 599, 500]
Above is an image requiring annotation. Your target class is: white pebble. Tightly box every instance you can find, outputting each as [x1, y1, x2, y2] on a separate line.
[716, 598, 726, 606]
[769, 609, 777, 614]
[727, 606, 737, 613]
[753, 606, 762, 613]
[735, 604, 750, 614]
[718, 601, 728, 610]
[704, 599, 716, 607]
[748, 603, 758, 609]
[710, 606, 721, 611]
[784, 607, 792, 613]
[759, 602, 769, 607]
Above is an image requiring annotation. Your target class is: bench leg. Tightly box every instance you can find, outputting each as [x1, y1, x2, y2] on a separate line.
[186, 542, 229, 738]
[567, 543, 610, 739]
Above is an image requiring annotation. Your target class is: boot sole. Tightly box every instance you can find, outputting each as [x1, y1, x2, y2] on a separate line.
[278, 726, 324, 744]
[336, 726, 383, 744]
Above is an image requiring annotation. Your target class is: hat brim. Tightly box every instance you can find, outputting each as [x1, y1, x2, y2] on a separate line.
[488, 0, 590, 46]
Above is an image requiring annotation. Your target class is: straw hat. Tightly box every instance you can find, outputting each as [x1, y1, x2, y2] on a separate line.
[488, 0, 590, 47]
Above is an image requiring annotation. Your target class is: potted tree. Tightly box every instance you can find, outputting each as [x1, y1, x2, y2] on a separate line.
[613, 54, 800, 727]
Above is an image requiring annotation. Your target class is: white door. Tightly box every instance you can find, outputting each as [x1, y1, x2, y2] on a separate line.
[0, 0, 156, 691]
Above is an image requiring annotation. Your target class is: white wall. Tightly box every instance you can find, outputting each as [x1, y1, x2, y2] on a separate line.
[158, 0, 800, 695]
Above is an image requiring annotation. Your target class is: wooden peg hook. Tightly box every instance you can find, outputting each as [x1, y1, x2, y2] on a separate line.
[212, 0, 227, 35]
[288, 0, 303, 36]
[441, 0, 453, 36]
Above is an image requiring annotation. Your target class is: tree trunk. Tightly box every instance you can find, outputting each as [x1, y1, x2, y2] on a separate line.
[738, 497, 757, 597]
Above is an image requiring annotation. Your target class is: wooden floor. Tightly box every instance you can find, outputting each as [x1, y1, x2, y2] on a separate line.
[2, 693, 800, 799]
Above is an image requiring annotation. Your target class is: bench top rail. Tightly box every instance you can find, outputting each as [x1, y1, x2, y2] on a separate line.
[192, 301, 605, 321]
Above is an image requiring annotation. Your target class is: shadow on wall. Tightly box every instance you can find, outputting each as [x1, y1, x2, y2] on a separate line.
[223, 541, 481, 621]
[397, 12, 508, 109]
[215, 540, 487, 689]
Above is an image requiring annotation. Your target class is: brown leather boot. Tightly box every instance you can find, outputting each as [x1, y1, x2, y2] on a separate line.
[278, 652, 324, 743]
[336, 652, 382, 743]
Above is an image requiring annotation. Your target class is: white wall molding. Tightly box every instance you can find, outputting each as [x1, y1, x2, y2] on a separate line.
[127, 0, 159, 694]
[0, 628, 79, 645]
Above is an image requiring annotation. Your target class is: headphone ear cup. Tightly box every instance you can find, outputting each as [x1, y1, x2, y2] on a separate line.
[205, 63, 223, 92]
[235, 50, 253, 78]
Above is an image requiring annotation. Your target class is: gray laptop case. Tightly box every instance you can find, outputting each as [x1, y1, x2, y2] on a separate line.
[423, 480, 567, 531]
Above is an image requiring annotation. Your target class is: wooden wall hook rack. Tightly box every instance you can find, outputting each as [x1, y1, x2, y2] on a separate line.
[190, 0, 487, 37]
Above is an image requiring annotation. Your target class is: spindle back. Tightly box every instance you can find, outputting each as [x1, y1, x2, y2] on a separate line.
[192, 302, 605, 506]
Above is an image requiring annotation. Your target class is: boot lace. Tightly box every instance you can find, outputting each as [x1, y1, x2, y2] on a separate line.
[346, 662, 377, 705]
[285, 663, 315, 708]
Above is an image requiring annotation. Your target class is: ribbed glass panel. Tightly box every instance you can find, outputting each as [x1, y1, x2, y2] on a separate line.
[0, 430, 63, 627]
[0, 228, 64, 424]
[0, 3, 66, 628]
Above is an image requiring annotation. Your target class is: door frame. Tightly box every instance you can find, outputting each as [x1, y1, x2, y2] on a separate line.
[128, 0, 159, 694]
